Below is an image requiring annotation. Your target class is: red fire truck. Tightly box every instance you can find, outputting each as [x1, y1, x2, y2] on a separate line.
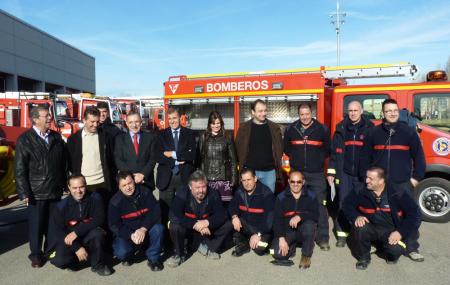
[163, 62, 450, 223]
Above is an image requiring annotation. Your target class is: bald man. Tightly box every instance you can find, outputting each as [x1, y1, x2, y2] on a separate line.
[327, 101, 374, 247]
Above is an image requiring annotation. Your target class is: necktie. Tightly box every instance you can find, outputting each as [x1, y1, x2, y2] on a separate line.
[173, 130, 179, 151]
[172, 130, 179, 174]
[133, 133, 139, 155]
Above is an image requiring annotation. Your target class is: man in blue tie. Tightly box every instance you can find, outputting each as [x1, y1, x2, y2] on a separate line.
[155, 108, 197, 234]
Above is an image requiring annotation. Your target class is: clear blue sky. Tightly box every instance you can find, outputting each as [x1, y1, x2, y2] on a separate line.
[1, 0, 450, 97]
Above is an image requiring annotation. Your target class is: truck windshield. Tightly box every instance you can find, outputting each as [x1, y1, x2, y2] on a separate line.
[414, 93, 450, 132]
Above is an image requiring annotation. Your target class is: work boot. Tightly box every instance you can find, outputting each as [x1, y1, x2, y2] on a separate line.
[91, 265, 113, 276]
[355, 260, 370, 270]
[335, 238, 346, 248]
[298, 255, 311, 269]
[386, 259, 399, 265]
[231, 244, 250, 257]
[318, 242, 330, 251]
[408, 251, 425, 262]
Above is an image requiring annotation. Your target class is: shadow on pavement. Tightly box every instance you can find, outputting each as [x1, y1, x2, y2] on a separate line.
[0, 204, 29, 255]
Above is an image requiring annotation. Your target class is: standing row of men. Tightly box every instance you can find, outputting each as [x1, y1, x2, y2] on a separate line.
[14, 97, 426, 273]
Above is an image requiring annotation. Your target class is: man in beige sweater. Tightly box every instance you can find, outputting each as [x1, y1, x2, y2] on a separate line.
[67, 106, 116, 203]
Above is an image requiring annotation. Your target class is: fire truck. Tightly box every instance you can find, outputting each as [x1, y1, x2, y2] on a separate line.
[0, 92, 123, 205]
[163, 62, 450, 223]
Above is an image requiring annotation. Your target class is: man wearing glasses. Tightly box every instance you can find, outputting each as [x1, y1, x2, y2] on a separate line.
[360, 98, 425, 262]
[271, 171, 319, 269]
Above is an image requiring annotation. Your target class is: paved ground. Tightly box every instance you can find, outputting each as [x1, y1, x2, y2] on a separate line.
[1, 199, 449, 285]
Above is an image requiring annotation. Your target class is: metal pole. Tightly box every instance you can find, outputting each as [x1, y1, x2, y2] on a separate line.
[330, 0, 346, 66]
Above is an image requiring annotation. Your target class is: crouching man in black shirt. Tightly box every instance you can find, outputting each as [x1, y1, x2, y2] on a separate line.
[50, 175, 112, 276]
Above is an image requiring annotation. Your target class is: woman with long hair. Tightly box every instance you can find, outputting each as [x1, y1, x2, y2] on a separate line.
[198, 111, 238, 204]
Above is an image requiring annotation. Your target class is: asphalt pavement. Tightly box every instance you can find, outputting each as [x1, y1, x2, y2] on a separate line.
[1, 198, 449, 285]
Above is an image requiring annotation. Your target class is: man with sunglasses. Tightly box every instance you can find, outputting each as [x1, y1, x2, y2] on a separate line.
[360, 99, 425, 262]
[271, 171, 319, 269]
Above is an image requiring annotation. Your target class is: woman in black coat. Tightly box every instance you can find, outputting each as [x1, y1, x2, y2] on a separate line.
[198, 111, 238, 204]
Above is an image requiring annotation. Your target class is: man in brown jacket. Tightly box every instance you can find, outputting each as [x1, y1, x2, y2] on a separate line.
[235, 99, 283, 192]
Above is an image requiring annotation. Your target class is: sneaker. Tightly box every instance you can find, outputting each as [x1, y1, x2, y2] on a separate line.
[298, 255, 311, 269]
[166, 254, 183, 268]
[355, 260, 370, 270]
[206, 251, 220, 260]
[318, 242, 330, 251]
[197, 243, 209, 256]
[408, 251, 425, 262]
[121, 260, 132, 266]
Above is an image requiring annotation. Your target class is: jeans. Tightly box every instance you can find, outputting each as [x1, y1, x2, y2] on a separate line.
[113, 223, 164, 262]
[255, 169, 276, 193]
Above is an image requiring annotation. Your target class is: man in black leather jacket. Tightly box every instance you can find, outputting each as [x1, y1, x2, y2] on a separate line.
[14, 105, 68, 268]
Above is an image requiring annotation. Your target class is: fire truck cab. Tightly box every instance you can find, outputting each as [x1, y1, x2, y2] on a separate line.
[163, 63, 450, 223]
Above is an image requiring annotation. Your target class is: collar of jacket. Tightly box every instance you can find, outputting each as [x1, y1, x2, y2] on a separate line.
[67, 191, 91, 205]
[237, 181, 265, 197]
[282, 186, 310, 198]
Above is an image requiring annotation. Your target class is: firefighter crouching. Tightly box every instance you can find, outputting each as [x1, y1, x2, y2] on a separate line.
[49, 175, 112, 276]
[343, 166, 421, 270]
[167, 170, 233, 268]
[271, 171, 320, 269]
[228, 168, 275, 257]
[284, 103, 331, 250]
[327, 100, 374, 247]
[108, 171, 164, 271]
[360, 99, 426, 262]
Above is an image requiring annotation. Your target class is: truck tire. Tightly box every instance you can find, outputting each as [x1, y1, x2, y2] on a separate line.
[414, 177, 450, 223]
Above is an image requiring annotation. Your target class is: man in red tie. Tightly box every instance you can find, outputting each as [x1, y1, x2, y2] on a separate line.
[114, 111, 158, 191]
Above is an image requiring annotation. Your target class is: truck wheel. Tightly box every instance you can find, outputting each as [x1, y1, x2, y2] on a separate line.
[414, 177, 450, 223]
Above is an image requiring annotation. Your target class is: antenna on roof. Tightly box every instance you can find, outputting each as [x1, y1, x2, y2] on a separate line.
[330, 0, 346, 66]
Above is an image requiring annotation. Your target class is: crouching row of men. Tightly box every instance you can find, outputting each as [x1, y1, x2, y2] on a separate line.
[49, 165, 421, 275]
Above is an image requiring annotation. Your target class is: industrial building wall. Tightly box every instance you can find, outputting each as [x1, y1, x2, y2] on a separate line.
[0, 9, 95, 93]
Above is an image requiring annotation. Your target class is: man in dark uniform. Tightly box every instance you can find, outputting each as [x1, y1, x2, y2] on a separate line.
[228, 168, 275, 257]
[167, 170, 232, 268]
[50, 175, 112, 276]
[343, 166, 421, 270]
[284, 103, 331, 250]
[327, 101, 374, 247]
[108, 171, 164, 271]
[360, 99, 426, 261]
[271, 171, 319, 269]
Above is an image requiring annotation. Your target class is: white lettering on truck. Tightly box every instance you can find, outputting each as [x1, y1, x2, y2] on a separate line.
[206, 80, 269, 93]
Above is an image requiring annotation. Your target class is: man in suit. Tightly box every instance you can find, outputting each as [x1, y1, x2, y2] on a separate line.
[67, 106, 116, 204]
[114, 111, 157, 190]
[155, 107, 196, 228]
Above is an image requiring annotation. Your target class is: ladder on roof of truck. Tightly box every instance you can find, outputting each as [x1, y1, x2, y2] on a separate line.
[178, 62, 418, 80]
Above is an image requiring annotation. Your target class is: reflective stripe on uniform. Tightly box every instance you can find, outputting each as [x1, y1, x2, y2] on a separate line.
[327, 169, 336, 174]
[290, 140, 323, 146]
[336, 231, 349, 238]
[344, 141, 364, 146]
[373, 145, 410, 151]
